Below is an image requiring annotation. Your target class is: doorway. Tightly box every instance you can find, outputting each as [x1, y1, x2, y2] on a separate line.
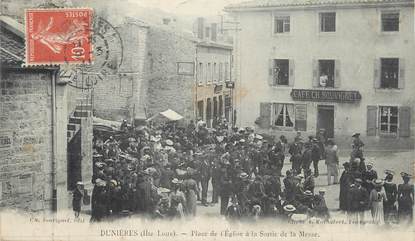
[317, 105, 334, 138]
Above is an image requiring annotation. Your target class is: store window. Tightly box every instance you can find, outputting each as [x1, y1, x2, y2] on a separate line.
[319, 60, 335, 87]
[379, 106, 398, 134]
[273, 103, 294, 127]
[380, 58, 399, 88]
[320, 12, 336, 32]
[381, 12, 399, 32]
[274, 16, 290, 34]
[273, 59, 289, 85]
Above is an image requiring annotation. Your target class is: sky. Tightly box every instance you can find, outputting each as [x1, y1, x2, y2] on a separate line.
[128, 0, 245, 15]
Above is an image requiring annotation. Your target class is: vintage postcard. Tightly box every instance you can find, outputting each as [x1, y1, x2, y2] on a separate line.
[0, 0, 414, 241]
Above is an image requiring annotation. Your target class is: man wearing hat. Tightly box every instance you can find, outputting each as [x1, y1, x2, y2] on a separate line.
[289, 137, 303, 175]
[282, 204, 297, 221]
[347, 178, 369, 223]
[339, 162, 353, 212]
[283, 170, 296, 202]
[350, 133, 364, 161]
[219, 162, 233, 215]
[72, 181, 85, 218]
[197, 152, 211, 206]
[234, 172, 251, 214]
[303, 169, 315, 194]
[310, 137, 322, 177]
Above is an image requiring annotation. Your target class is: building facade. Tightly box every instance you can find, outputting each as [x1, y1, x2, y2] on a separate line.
[226, 0, 414, 149]
[0, 17, 71, 211]
[195, 17, 234, 127]
[93, 19, 149, 122]
[145, 22, 197, 121]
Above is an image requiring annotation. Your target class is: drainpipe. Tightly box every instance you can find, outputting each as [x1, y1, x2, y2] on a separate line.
[51, 69, 57, 212]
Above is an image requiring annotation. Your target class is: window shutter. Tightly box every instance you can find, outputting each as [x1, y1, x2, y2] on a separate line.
[399, 106, 411, 137]
[289, 59, 295, 87]
[312, 59, 319, 87]
[295, 104, 307, 131]
[367, 106, 378, 136]
[268, 59, 274, 86]
[334, 59, 341, 88]
[373, 59, 381, 88]
[258, 102, 272, 128]
[398, 58, 405, 89]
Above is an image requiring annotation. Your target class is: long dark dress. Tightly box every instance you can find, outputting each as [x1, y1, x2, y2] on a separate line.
[91, 186, 109, 222]
[72, 188, 83, 212]
[383, 181, 398, 224]
[397, 183, 414, 224]
[339, 170, 353, 211]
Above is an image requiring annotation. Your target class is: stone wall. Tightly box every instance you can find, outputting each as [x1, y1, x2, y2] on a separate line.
[0, 68, 54, 211]
[145, 25, 197, 121]
[93, 21, 148, 121]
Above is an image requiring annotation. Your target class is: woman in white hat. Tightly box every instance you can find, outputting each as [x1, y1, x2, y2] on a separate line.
[369, 179, 387, 225]
[169, 178, 186, 219]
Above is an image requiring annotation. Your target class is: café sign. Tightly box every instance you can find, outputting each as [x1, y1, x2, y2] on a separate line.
[290, 89, 361, 103]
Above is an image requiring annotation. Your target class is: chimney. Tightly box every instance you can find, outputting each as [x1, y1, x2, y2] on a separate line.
[197, 17, 204, 39]
[211, 23, 217, 42]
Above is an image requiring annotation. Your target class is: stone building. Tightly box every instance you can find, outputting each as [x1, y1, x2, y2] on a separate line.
[145, 22, 197, 121]
[92, 18, 196, 122]
[0, 16, 93, 212]
[195, 17, 234, 128]
[0, 16, 66, 211]
[92, 18, 149, 122]
[225, 0, 414, 149]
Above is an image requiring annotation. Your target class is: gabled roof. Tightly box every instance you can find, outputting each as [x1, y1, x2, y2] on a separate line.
[0, 16, 25, 66]
[225, 0, 414, 11]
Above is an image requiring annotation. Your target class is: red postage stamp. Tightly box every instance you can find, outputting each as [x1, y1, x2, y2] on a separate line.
[25, 8, 93, 65]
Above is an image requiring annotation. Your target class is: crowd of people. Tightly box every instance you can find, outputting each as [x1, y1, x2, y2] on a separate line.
[339, 134, 414, 226]
[71, 119, 413, 226]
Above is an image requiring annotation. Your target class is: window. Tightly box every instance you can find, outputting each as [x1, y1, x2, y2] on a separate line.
[318, 60, 335, 87]
[198, 62, 203, 85]
[381, 12, 399, 32]
[213, 63, 217, 83]
[274, 16, 290, 33]
[225, 62, 230, 81]
[381, 58, 399, 88]
[207, 63, 212, 84]
[205, 27, 210, 38]
[273, 103, 294, 127]
[320, 12, 336, 32]
[219, 63, 223, 82]
[379, 106, 398, 134]
[272, 59, 289, 85]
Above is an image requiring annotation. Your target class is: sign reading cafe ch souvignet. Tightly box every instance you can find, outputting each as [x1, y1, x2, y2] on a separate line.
[290, 89, 362, 103]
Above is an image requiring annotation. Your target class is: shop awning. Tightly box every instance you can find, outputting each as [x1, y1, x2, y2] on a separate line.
[148, 109, 184, 121]
[93, 117, 122, 131]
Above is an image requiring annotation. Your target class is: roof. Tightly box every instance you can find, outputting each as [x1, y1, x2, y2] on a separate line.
[197, 41, 233, 50]
[0, 16, 25, 65]
[225, 0, 414, 11]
